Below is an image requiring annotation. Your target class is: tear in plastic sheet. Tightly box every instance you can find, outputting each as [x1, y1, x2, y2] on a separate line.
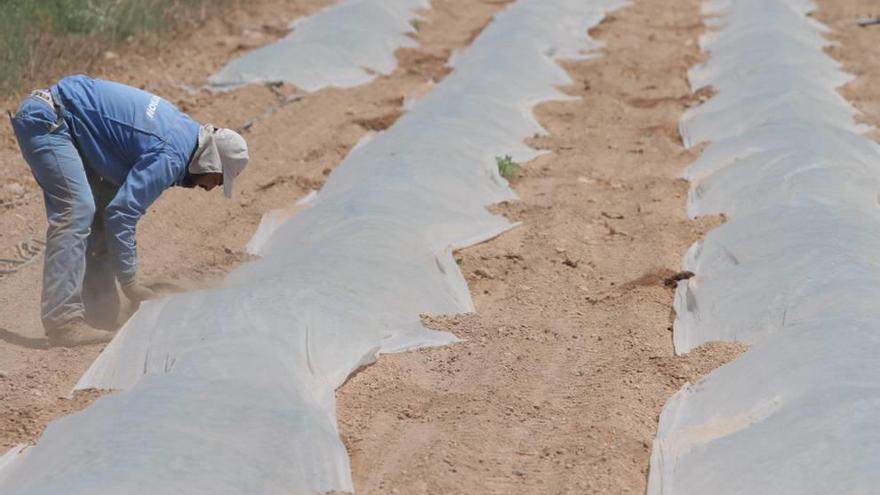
[649, 0, 880, 493]
[0, 1, 624, 493]
[210, 0, 429, 92]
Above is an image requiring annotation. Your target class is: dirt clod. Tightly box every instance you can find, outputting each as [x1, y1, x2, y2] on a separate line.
[352, 111, 402, 131]
[663, 270, 695, 288]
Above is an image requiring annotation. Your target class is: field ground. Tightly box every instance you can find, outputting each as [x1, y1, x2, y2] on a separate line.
[0, 0, 878, 492]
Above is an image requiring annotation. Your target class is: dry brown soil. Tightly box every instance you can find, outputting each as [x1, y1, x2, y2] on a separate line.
[1, 0, 876, 493]
[816, 2, 880, 138]
[332, 2, 880, 494]
[336, 1, 749, 493]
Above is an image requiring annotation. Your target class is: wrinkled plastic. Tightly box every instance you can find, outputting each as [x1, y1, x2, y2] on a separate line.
[672, 0, 880, 352]
[652, 320, 880, 495]
[0, 1, 624, 493]
[649, 0, 880, 493]
[209, 0, 429, 91]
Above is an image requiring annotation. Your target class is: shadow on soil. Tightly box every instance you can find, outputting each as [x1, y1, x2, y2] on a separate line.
[0, 328, 47, 349]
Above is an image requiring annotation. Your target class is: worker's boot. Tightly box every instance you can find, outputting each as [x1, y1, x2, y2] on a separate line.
[47, 319, 113, 347]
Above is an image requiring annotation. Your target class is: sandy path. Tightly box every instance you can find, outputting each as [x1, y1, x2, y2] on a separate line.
[0, 0, 507, 451]
[336, 1, 744, 493]
[816, 2, 880, 134]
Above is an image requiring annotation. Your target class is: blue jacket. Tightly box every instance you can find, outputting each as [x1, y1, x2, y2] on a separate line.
[51, 75, 200, 283]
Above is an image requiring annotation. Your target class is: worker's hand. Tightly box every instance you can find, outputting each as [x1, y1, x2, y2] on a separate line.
[120, 278, 158, 303]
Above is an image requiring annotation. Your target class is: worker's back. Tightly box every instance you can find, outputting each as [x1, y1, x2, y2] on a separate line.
[52, 75, 200, 187]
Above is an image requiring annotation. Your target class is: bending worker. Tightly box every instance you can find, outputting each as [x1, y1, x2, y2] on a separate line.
[10, 75, 249, 347]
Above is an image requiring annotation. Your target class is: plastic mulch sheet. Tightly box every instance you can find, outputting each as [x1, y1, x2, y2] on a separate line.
[209, 0, 430, 92]
[649, 0, 880, 493]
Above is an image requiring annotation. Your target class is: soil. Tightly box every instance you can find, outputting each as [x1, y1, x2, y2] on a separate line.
[335, 1, 749, 493]
[0, 0, 874, 493]
[814, 1, 880, 140]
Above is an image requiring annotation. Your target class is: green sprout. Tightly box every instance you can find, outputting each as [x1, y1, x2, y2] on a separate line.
[496, 155, 521, 180]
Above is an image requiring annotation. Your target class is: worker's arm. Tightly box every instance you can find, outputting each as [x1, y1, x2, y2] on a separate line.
[105, 147, 180, 293]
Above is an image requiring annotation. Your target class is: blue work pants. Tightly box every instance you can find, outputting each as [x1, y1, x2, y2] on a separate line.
[10, 95, 119, 332]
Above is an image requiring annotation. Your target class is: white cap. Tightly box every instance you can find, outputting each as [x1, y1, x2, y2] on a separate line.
[191, 125, 250, 198]
[215, 128, 249, 198]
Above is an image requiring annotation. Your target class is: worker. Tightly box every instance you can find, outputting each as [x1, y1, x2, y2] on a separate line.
[9, 75, 249, 347]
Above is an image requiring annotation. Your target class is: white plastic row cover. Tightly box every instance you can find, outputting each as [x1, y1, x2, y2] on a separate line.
[210, 0, 429, 91]
[0, 1, 624, 494]
[649, 0, 880, 494]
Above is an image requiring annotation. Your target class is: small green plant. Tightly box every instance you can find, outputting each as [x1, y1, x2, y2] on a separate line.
[496, 154, 521, 180]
